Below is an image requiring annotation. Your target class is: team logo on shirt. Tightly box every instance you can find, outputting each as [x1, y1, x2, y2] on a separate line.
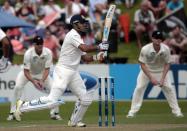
[147, 52, 156, 61]
[33, 56, 38, 62]
[41, 57, 45, 60]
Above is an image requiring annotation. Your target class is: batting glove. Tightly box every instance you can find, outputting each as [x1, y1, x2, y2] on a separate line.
[0, 56, 11, 73]
[98, 42, 109, 51]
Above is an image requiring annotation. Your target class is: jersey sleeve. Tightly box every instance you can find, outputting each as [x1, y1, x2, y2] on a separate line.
[23, 52, 31, 70]
[71, 34, 84, 48]
[45, 50, 53, 68]
[0, 28, 6, 41]
[164, 47, 171, 64]
[138, 48, 146, 63]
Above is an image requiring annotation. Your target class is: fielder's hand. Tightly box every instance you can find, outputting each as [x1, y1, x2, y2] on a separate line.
[98, 41, 109, 51]
[0, 56, 11, 73]
[33, 79, 44, 90]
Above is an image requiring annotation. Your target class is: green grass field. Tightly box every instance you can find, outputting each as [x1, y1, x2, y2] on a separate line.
[0, 101, 186, 131]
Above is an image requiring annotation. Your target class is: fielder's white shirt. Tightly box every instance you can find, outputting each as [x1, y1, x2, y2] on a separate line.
[0, 28, 6, 41]
[23, 47, 53, 75]
[139, 43, 171, 72]
[57, 29, 85, 70]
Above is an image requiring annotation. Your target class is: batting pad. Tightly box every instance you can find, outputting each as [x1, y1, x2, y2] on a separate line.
[13, 99, 64, 113]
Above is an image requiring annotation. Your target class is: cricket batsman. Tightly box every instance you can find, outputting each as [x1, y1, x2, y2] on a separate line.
[13, 14, 109, 127]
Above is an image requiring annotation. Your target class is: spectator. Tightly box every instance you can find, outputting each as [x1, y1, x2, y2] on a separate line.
[167, 25, 187, 63]
[2, 0, 15, 15]
[65, 0, 88, 24]
[146, 0, 167, 19]
[166, 0, 184, 14]
[88, 0, 107, 23]
[55, 22, 68, 45]
[14, 0, 23, 12]
[43, 0, 62, 16]
[34, 0, 46, 20]
[17, 0, 35, 23]
[134, 0, 156, 48]
[43, 29, 61, 60]
[125, 0, 135, 9]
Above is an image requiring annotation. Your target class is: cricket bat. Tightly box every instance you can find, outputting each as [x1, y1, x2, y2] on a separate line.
[102, 4, 116, 58]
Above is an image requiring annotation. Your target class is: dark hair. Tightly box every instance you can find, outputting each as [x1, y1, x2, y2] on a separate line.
[152, 30, 163, 40]
[33, 36, 43, 45]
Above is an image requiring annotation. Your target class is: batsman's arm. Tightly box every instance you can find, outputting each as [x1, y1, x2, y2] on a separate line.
[81, 52, 105, 63]
[78, 44, 99, 53]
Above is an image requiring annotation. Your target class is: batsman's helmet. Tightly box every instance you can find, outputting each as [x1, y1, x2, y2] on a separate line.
[33, 36, 43, 45]
[70, 14, 88, 25]
[152, 30, 163, 40]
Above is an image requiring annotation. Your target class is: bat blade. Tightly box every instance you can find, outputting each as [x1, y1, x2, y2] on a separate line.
[102, 4, 116, 42]
[102, 4, 116, 60]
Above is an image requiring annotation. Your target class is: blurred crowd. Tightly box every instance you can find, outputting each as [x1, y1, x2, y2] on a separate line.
[134, 0, 187, 64]
[0, 0, 121, 62]
[0, 0, 187, 64]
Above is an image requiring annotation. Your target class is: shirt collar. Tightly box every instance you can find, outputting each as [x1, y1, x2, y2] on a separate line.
[32, 47, 46, 57]
[150, 43, 165, 54]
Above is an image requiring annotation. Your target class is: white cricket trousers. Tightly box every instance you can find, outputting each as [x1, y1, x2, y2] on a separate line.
[45, 65, 90, 101]
[41, 65, 92, 124]
[10, 71, 59, 114]
[129, 70, 182, 114]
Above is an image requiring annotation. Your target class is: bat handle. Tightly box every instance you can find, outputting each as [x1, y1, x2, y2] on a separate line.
[104, 51, 108, 57]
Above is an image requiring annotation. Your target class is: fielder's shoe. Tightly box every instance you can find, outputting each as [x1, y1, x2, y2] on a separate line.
[7, 113, 15, 121]
[14, 100, 24, 121]
[173, 112, 184, 118]
[50, 113, 62, 120]
[126, 112, 136, 118]
[68, 120, 86, 127]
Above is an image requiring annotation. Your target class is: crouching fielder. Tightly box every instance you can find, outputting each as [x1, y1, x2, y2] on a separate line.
[8, 36, 62, 121]
[127, 31, 183, 118]
[14, 14, 108, 127]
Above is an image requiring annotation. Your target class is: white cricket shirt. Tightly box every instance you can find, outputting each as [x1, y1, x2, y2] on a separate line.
[23, 47, 53, 75]
[0, 28, 6, 41]
[57, 29, 85, 70]
[139, 43, 171, 72]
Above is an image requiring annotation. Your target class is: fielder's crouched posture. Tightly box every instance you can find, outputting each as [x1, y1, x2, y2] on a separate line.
[7, 36, 62, 121]
[14, 14, 108, 127]
[127, 31, 184, 118]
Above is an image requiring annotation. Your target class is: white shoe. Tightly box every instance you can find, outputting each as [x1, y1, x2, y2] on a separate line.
[50, 113, 62, 120]
[173, 112, 184, 118]
[14, 100, 24, 121]
[68, 120, 86, 127]
[7, 113, 15, 121]
[126, 112, 135, 118]
[76, 122, 86, 127]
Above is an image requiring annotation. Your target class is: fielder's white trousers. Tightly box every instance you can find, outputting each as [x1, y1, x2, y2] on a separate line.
[128, 70, 182, 115]
[10, 71, 59, 114]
